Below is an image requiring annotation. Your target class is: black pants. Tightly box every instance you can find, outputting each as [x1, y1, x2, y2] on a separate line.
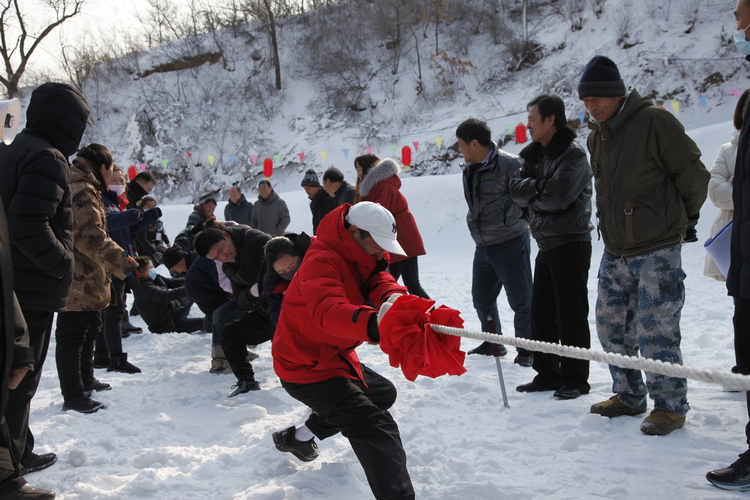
[281, 365, 414, 500]
[733, 296, 750, 445]
[389, 256, 430, 299]
[221, 310, 274, 381]
[98, 279, 126, 356]
[196, 298, 230, 333]
[530, 241, 591, 392]
[5, 309, 53, 465]
[55, 311, 101, 400]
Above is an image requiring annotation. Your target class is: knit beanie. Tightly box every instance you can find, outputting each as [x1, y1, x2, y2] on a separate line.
[578, 56, 626, 99]
[301, 169, 321, 188]
[163, 246, 185, 270]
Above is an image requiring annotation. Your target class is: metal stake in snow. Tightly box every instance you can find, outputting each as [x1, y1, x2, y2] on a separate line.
[494, 356, 510, 409]
[432, 324, 750, 391]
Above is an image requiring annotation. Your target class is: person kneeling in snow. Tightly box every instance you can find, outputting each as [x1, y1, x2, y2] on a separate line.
[127, 257, 204, 334]
[271, 202, 414, 500]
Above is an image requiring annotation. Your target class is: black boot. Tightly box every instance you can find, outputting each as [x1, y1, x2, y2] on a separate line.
[107, 353, 142, 374]
[93, 351, 109, 369]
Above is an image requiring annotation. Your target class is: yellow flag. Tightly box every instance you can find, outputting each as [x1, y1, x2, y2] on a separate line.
[320, 151, 327, 161]
[671, 101, 679, 115]
[436, 137, 443, 149]
[208, 155, 215, 166]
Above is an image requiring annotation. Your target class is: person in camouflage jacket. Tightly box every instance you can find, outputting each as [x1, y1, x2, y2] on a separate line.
[54, 145, 137, 414]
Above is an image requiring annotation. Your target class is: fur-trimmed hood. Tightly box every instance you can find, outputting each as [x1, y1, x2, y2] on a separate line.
[359, 157, 402, 197]
[519, 126, 577, 164]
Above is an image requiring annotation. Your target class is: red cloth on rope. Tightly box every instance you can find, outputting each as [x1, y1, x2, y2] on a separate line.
[378, 295, 466, 382]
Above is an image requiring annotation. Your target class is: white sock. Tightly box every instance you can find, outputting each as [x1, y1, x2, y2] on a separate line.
[295, 424, 315, 442]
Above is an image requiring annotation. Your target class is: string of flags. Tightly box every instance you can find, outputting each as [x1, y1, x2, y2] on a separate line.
[125, 89, 742, 181]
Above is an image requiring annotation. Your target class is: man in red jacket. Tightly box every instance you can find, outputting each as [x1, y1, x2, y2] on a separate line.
[271, 202, 414, 500]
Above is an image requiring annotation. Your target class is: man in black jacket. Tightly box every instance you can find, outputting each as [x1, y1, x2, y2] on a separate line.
[125, 171, 156, 209]
[224, 186, 253, 226]
[323, 167, 356, 206]
[194, 226, 274, 396]
[509, 94, 594, 400]
[706, 0, 750, 490]
[0, 82, 89, 480]
[301, 169, 336, 235]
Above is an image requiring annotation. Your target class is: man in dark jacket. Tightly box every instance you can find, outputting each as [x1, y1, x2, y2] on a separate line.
[224, 186, 253, 225]
[706, 0, 750, 489]
[0, 199, 54, 499]
[194, 225, 274, 396]
[0, 82, 89, 478]
[579, 56, 709, 436]
[301, 169, 336, 235]
[125, 171, 156, 209]
[270, 202, 413, 500]
[323, 167, 356, 206]
[509, 94, 594, 400]
[456, 118, 533, 365]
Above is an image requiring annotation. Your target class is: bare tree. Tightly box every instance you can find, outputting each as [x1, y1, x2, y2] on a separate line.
[0, 0, 84, 97]
[242, 0, 292, 90]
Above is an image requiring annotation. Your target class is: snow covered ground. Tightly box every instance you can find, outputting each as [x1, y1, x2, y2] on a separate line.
[21, 119, 750, 499]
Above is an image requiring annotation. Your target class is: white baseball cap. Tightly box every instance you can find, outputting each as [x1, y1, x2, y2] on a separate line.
[346, 202, 407, 256]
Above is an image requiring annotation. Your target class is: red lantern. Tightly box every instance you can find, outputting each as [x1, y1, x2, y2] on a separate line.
[401, 145, 412, 167]
[515, 123, 527, 144]
[263, 158, 273, 178]
[127, 165, 138, 181]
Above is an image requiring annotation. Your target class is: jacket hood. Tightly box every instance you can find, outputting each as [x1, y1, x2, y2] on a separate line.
[24, 82, 89, 158]
[315, 204, 388, 271]
[519, 127, 578, 163]
[359, 158, 402, 197]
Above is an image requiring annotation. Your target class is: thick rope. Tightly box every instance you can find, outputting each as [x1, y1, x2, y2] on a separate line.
[432, 324, 750, 391]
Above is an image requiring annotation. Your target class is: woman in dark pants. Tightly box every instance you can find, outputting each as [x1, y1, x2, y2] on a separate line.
[55, 144, 137, 414]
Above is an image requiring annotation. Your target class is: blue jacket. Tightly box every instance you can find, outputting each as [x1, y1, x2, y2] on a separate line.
[103, 191, 161, 266]
[185, 256, 229, 305]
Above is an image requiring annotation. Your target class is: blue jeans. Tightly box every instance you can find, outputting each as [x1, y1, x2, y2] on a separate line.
[472, 233, 533, 342]
[211, 299, 249, 344]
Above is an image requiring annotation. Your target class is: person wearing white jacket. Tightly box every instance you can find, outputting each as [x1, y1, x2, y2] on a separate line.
[705, 89, 750, 281]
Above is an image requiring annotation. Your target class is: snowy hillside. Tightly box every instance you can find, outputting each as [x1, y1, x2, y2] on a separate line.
[11, 0, 745, 205]
[18, 118, 750, 499]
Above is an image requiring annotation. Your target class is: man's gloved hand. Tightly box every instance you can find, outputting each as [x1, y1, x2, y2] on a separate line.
[153, 252, 164, 266]
[685, 214, 700, 243]
[377, 293, 404, 325]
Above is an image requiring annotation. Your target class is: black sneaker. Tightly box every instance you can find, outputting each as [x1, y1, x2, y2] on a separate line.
[707, 451, 750, 491]
[62, 395, 106, 414]
[228, 379, 260, 397]
[513, 351, 533, 367]
[21, 452, 57, 475]
[83, 379, 111, 394]
[467, 341, 507, 357]
[272, 426, 320, 462]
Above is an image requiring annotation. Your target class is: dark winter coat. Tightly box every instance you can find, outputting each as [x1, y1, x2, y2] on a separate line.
[358, 158, 426, 263]
[134, 221, 169, 265]
[251, 190, 290, 236]
[333, 182, 356, 206]
[461, 143, 528, 247]
[309, 188, 336, 235]
[509, 127, 594, 252]
[0, 200, 33, 456]
[224, 195, 253, 226]
[0, 82, 89, 311]
[272, 204, 407, 385]
[174, 226, 197, 251]
[186, 205, 210, 228]
[221, 225, 273, 309]
[729, 97, 750, 298]
[185, 256, 229, 305]
[66, 160, 138, 312]
[127, 275, 190, 333]
[103, 191, 161, 258]
[586, 87, 709, 257]
[125, 180, 149, 210]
